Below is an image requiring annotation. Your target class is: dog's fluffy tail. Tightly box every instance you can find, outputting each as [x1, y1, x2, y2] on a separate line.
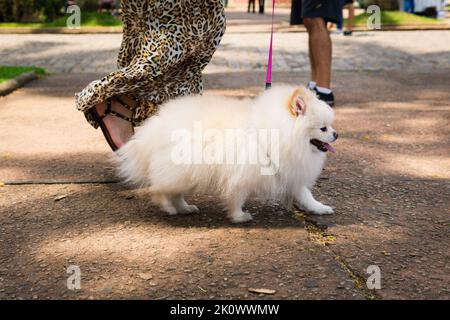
[116, 139, 150, 186]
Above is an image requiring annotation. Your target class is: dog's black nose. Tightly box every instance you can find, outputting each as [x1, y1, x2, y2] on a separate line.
[333, 132, 338, 140]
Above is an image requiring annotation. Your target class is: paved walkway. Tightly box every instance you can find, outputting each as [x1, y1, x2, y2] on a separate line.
[0, 31, 449, 74]
[0, 16, 449, 300]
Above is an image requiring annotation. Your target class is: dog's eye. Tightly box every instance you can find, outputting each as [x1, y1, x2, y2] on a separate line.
[320, 127, 327, 132]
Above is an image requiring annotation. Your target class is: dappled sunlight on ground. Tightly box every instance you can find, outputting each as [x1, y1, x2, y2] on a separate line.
[36, 227, 209, 263]
[1, 65, 449, 299]
[381, 154, 450, 179]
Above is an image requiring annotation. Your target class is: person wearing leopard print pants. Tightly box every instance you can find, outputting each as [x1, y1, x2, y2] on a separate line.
[75, 0, 226, 151]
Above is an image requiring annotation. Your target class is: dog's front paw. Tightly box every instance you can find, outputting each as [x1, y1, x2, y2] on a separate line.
[163, 206, 178, 216]
[179, 204, 199, 214]
[230, 210, 253, 224]
[309, 204, 334, 215]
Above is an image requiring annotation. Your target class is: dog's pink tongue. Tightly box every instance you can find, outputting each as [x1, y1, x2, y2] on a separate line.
[323, 143, 336, 153]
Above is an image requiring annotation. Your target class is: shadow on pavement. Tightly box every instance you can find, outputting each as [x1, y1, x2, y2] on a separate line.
[0, 46, 449, 299]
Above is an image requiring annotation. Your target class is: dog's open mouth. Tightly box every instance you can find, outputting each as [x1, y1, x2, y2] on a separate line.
[310, 139, 336, 153]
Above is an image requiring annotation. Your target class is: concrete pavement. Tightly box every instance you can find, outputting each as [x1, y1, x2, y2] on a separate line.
[0, 18, 449, 299]
[1, 69, 449, 299]
[0, 31, 449, 74]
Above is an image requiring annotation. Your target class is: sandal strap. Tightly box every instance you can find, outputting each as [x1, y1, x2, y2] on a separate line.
[116, 97, 136, 110]
[108, 109, 133, 122]
[100, 98, 133, 123]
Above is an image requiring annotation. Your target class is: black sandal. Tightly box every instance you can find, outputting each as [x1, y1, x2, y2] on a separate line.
[89, 97, 135, 152]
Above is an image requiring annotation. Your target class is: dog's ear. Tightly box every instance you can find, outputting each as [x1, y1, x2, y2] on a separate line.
[288, 88, 307, 117]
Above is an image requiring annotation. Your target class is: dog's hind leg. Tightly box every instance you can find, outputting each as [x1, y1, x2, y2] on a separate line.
[172, 194, 199, 214]
[296, 187, 333, 215]
[227, 192, 253, 223]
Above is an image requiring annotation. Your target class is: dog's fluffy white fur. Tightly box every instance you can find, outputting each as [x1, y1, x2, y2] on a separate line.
[117, 85, 338, 223]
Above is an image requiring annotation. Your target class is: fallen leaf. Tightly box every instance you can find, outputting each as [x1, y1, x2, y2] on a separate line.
[248, 288, 276, 295]
[54, 195, 68, 201]
[138, 273, 153, 280]
[198, 286, 207, 293]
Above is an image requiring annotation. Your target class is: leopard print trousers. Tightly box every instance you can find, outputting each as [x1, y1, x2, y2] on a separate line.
[75, 0, 226, 128]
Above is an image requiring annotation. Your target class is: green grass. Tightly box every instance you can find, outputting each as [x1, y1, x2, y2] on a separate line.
[349, 10, 442, 26]
[0, 12, 122, 28]
[0, 66, 46, 83]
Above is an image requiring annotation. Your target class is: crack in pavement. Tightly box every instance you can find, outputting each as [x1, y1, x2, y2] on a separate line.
[2, 176, 431, 186]
[292, 208, 382, 300]
[2, 179, 119, 185]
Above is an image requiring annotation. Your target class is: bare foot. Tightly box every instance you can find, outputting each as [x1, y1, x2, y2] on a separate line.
[95, 96, 135, 149]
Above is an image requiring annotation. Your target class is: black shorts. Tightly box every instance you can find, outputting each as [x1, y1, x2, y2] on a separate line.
[295, 0, 346, 24]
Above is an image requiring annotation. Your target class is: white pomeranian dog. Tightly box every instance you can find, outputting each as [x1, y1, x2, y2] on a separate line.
[117, 85, 338, 223]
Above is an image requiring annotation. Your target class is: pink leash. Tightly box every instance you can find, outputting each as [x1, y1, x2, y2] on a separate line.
[265, 0, 275, 90]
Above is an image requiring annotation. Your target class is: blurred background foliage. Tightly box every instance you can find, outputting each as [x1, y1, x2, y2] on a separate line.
[0, 0, 64, 22]
[358, 0, 399, 9]
[0, 0, 119, 22]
